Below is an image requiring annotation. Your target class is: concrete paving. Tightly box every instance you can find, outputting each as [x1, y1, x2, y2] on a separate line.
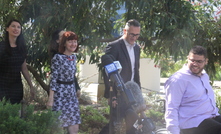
[81, 83, 99, 103]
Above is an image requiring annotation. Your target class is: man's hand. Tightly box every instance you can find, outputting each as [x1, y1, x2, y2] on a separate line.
[111, 97, 117, 108]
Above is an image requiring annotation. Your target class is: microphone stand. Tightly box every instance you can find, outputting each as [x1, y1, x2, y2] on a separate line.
[113, 82, 137, 134]
[116, 89, 122, 134]
[109, 81, 123, 134]
[109, 82, 114, 134]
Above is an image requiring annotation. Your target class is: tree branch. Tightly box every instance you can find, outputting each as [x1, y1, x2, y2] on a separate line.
[27, 65, 50, 95]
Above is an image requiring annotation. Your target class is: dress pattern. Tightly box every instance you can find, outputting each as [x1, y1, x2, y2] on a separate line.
[0, 44, 25, 104]
[50, 53, 81, 127]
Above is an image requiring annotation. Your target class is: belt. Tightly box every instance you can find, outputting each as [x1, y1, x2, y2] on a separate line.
[57, 80, 74, 85]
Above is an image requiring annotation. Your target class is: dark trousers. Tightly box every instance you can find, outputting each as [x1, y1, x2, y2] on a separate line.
[181, 116, 221, 134]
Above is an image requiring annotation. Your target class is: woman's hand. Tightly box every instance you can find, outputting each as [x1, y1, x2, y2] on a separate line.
[29, 86, 36, 100]
[47, 98, 54, 108]
[47, 89, 54, 108]
[76, 90, 81, 98]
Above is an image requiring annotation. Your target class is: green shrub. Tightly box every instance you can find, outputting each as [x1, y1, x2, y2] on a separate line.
[143, 92, 165, 122]
[160, 58, 185, 78]
[215, 89, 221, 114]
[79, 104, 109, 134]
[213, 62, 221, 81]
[0, 100, 64, 134]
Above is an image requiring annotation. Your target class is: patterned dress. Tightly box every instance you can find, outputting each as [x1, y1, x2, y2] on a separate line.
[0, 43, 25, 104]
[50, 53, 81, 127]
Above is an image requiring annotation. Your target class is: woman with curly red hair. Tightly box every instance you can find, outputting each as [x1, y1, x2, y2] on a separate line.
[47, 31, 81, 134]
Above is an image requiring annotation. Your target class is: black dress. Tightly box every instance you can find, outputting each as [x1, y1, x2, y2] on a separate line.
[0, 43, 25, 104]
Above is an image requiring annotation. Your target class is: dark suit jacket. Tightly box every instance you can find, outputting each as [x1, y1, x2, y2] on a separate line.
[103, 38, 140, 98]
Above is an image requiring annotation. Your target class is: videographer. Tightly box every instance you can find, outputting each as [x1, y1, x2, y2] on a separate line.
[100, 19, 141, 134]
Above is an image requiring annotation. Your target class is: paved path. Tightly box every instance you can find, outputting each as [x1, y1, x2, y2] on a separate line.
[81, 83, 98, 103]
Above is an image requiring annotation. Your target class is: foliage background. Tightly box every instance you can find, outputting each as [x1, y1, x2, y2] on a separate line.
[0, 0, 220, 101]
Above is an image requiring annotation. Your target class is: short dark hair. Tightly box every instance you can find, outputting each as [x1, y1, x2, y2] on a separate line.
[189, 45, 207, 58]
[48, 29, 63, 60]
[59, 31, 79, 53]
[125, 19, 140, 30]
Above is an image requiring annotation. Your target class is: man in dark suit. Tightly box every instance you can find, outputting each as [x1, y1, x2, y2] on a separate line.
[101, 19, 141, 134]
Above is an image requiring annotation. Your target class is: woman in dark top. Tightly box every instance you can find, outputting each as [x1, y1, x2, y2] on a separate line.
[0, 19, 35, 104]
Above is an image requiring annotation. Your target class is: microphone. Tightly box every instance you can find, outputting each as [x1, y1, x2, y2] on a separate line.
[101, 54, 136, 105]
[125, 81, 146, 113]
[113, 61, 122, 73]
[125, 81, 156, 133]
[102, 55, 155, 133]
[104, 54, 122, 73]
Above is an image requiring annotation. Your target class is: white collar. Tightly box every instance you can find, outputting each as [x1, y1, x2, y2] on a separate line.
[122, 38, 135, 47]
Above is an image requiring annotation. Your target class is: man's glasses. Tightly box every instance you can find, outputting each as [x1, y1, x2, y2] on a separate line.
[128, 33, 140, 37]
[188, 59, 205, 64]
